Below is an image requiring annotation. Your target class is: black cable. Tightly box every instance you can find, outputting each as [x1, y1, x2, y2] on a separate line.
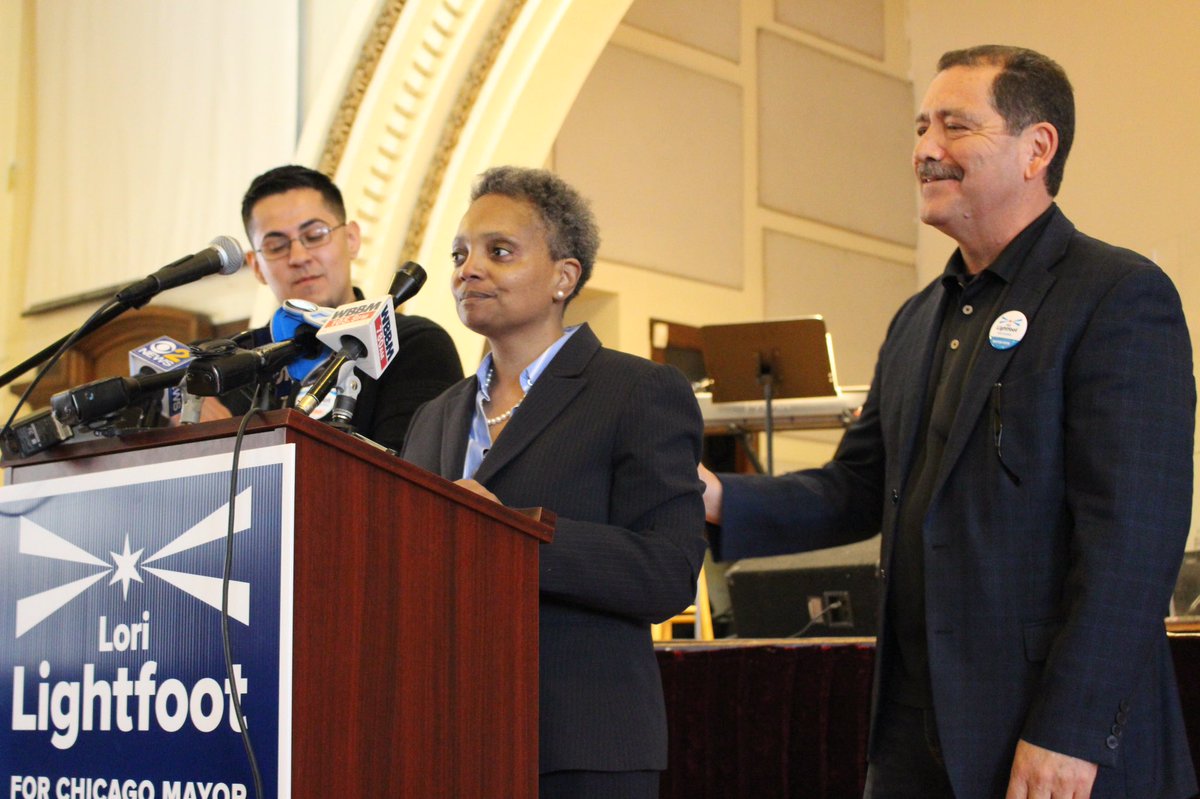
[2, 298, 122, 440]
[0, 497, 52, 517]
[222, 383, 265, 799]
[787, 600, 844, 639]
[0, 296, 137, 390]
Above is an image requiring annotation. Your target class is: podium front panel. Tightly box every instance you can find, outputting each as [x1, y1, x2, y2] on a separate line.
[1, 412, 548, 798]
[1, 444, 297, 797]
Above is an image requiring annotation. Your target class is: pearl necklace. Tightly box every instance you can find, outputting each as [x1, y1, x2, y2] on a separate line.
[485, 366, 525, 427]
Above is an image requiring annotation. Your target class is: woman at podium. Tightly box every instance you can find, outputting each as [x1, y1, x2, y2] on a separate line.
[402, 166, 707, 798]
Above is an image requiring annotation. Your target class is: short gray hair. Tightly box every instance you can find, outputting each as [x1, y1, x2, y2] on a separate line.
[471, 166, 600, 302]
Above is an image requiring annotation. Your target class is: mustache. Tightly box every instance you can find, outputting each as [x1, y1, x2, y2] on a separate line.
[917, 162, 963, 181]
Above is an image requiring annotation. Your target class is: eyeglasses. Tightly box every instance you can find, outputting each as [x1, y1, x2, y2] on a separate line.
[255, 222, 346, 260]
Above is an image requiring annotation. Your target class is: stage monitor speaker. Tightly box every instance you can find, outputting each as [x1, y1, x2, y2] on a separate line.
[726, 536, 881, 639]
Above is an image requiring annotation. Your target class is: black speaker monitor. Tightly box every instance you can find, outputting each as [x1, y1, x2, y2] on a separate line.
[726, 536, 881, 638]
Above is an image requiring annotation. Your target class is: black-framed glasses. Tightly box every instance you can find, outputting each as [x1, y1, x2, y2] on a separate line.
[255, 222, 347, 260]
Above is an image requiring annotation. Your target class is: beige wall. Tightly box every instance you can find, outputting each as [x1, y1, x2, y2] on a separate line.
[552, 0, 915, 382]
[1, 0, 34, 423]
[3, 0, 1199, 548]
[551, 0, 913, 473]
[908, 1, 1200, 294]
[906, 0, 1200, 548]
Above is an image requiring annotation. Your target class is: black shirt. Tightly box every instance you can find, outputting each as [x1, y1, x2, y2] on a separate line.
[885, 206, 1055, 707]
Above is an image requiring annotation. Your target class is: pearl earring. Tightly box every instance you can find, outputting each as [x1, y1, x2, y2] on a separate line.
[555, 290, 565, 299]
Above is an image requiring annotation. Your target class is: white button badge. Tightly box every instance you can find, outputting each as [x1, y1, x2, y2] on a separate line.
[989, 311, 1028, 350]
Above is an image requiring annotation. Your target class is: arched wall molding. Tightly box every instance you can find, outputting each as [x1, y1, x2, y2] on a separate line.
[258, 0, 632, 369]
[415, 0, 633, 367]
[256, 0, 500, 326]
[310, 0, 402, 179]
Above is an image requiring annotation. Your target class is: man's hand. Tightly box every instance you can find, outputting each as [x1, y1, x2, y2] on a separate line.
[199, 396, 233, 422]
[1006, 739, 1098, 799]
[698, 463, 723, 524]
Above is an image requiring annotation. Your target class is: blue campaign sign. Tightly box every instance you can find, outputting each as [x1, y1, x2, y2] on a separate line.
[1, 446, 295, 799]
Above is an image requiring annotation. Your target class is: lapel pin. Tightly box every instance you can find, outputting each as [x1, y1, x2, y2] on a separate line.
[989, 311, 1028, 350]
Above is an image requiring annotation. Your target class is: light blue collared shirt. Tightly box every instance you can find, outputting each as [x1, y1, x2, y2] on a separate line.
[461, 325, 581, 479]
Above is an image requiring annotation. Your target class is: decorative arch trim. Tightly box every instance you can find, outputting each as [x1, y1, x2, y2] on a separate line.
[271, 0, 631, 366]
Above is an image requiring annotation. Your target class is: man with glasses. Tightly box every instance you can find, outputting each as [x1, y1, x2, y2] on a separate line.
[212, 164, 462, 451]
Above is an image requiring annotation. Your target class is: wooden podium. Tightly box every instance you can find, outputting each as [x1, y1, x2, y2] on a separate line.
[2, 410, 553, 798]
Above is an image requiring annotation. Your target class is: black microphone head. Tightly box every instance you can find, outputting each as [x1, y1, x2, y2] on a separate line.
[188, 338, 244, 359]
[209, 235, 245, 275]
[289, 324, 324, 358]
[388, 261, 427, 305]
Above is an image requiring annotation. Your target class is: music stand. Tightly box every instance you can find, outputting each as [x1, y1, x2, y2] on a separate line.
[700, 317, 837, 475]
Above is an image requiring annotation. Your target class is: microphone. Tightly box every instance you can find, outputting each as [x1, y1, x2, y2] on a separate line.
[279, 298, 336, 329]
[115, 235, 244, 306]
[46, 331, 256, 430]
[183, 327, 322, 397]
[50, 371, 186, 427]
[1, 408, 75, 458]
[269, 301, 336, 382]
[161, 331, 260, 423]
[294, 298, 393, 414]
[388, 260, 428, 303]
[293, 262, 426, 416]
[128, 335, 197, 419]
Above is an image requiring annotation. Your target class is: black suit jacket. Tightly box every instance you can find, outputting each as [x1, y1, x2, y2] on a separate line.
[401, 324, 707, 773]
[715, 207, 1198, 798]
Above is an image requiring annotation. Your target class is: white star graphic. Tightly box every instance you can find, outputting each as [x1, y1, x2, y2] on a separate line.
[15, 487, 255, 636]
[109, 534, 145, 600]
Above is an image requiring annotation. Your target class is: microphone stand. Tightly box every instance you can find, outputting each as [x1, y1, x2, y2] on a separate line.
[0, 299, 135, 390]
[757, 352, 776, 476]
[1, 236, 243, 390]
[294, 339, 365, 415]
[327, 361, 362, 433]
[179, 387, 205, 425]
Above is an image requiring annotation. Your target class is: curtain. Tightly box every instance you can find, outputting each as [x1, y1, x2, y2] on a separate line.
[26, 0, 299, 311]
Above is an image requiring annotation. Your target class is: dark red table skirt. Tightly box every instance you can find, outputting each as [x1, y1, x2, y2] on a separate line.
[656, 635, 1200, 799]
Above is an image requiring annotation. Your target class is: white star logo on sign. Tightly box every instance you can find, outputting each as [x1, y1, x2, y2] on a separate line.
[13, 487, 254, 638]
[109, 534, 144, 600]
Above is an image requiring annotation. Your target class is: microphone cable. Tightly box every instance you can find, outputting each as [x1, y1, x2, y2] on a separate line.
[787, 599, 845, 639]
[1, 298, 122, 446]
[222, 382, 266, 799]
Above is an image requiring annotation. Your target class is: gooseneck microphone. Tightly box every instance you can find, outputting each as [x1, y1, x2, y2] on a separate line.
[116, 235, 244, 306]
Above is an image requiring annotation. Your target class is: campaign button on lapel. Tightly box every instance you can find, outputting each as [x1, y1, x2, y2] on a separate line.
[989, 310, 1028, 350]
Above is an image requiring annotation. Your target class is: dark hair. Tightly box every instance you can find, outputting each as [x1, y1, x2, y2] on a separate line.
[937, 45, 1075, 196]
[471, 166, 600, 302]
[241, 165, 347, 236]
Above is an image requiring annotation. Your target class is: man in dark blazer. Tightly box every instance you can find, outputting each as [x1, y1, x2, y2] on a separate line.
[702, 46, 1196, 798]
[402, 166, 707, 797]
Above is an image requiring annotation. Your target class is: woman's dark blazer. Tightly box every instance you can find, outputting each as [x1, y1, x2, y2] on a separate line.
[401, 323, 708, 773]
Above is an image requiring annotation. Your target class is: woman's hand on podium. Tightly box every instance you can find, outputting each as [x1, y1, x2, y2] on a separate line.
[454, 478, 501, 504]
